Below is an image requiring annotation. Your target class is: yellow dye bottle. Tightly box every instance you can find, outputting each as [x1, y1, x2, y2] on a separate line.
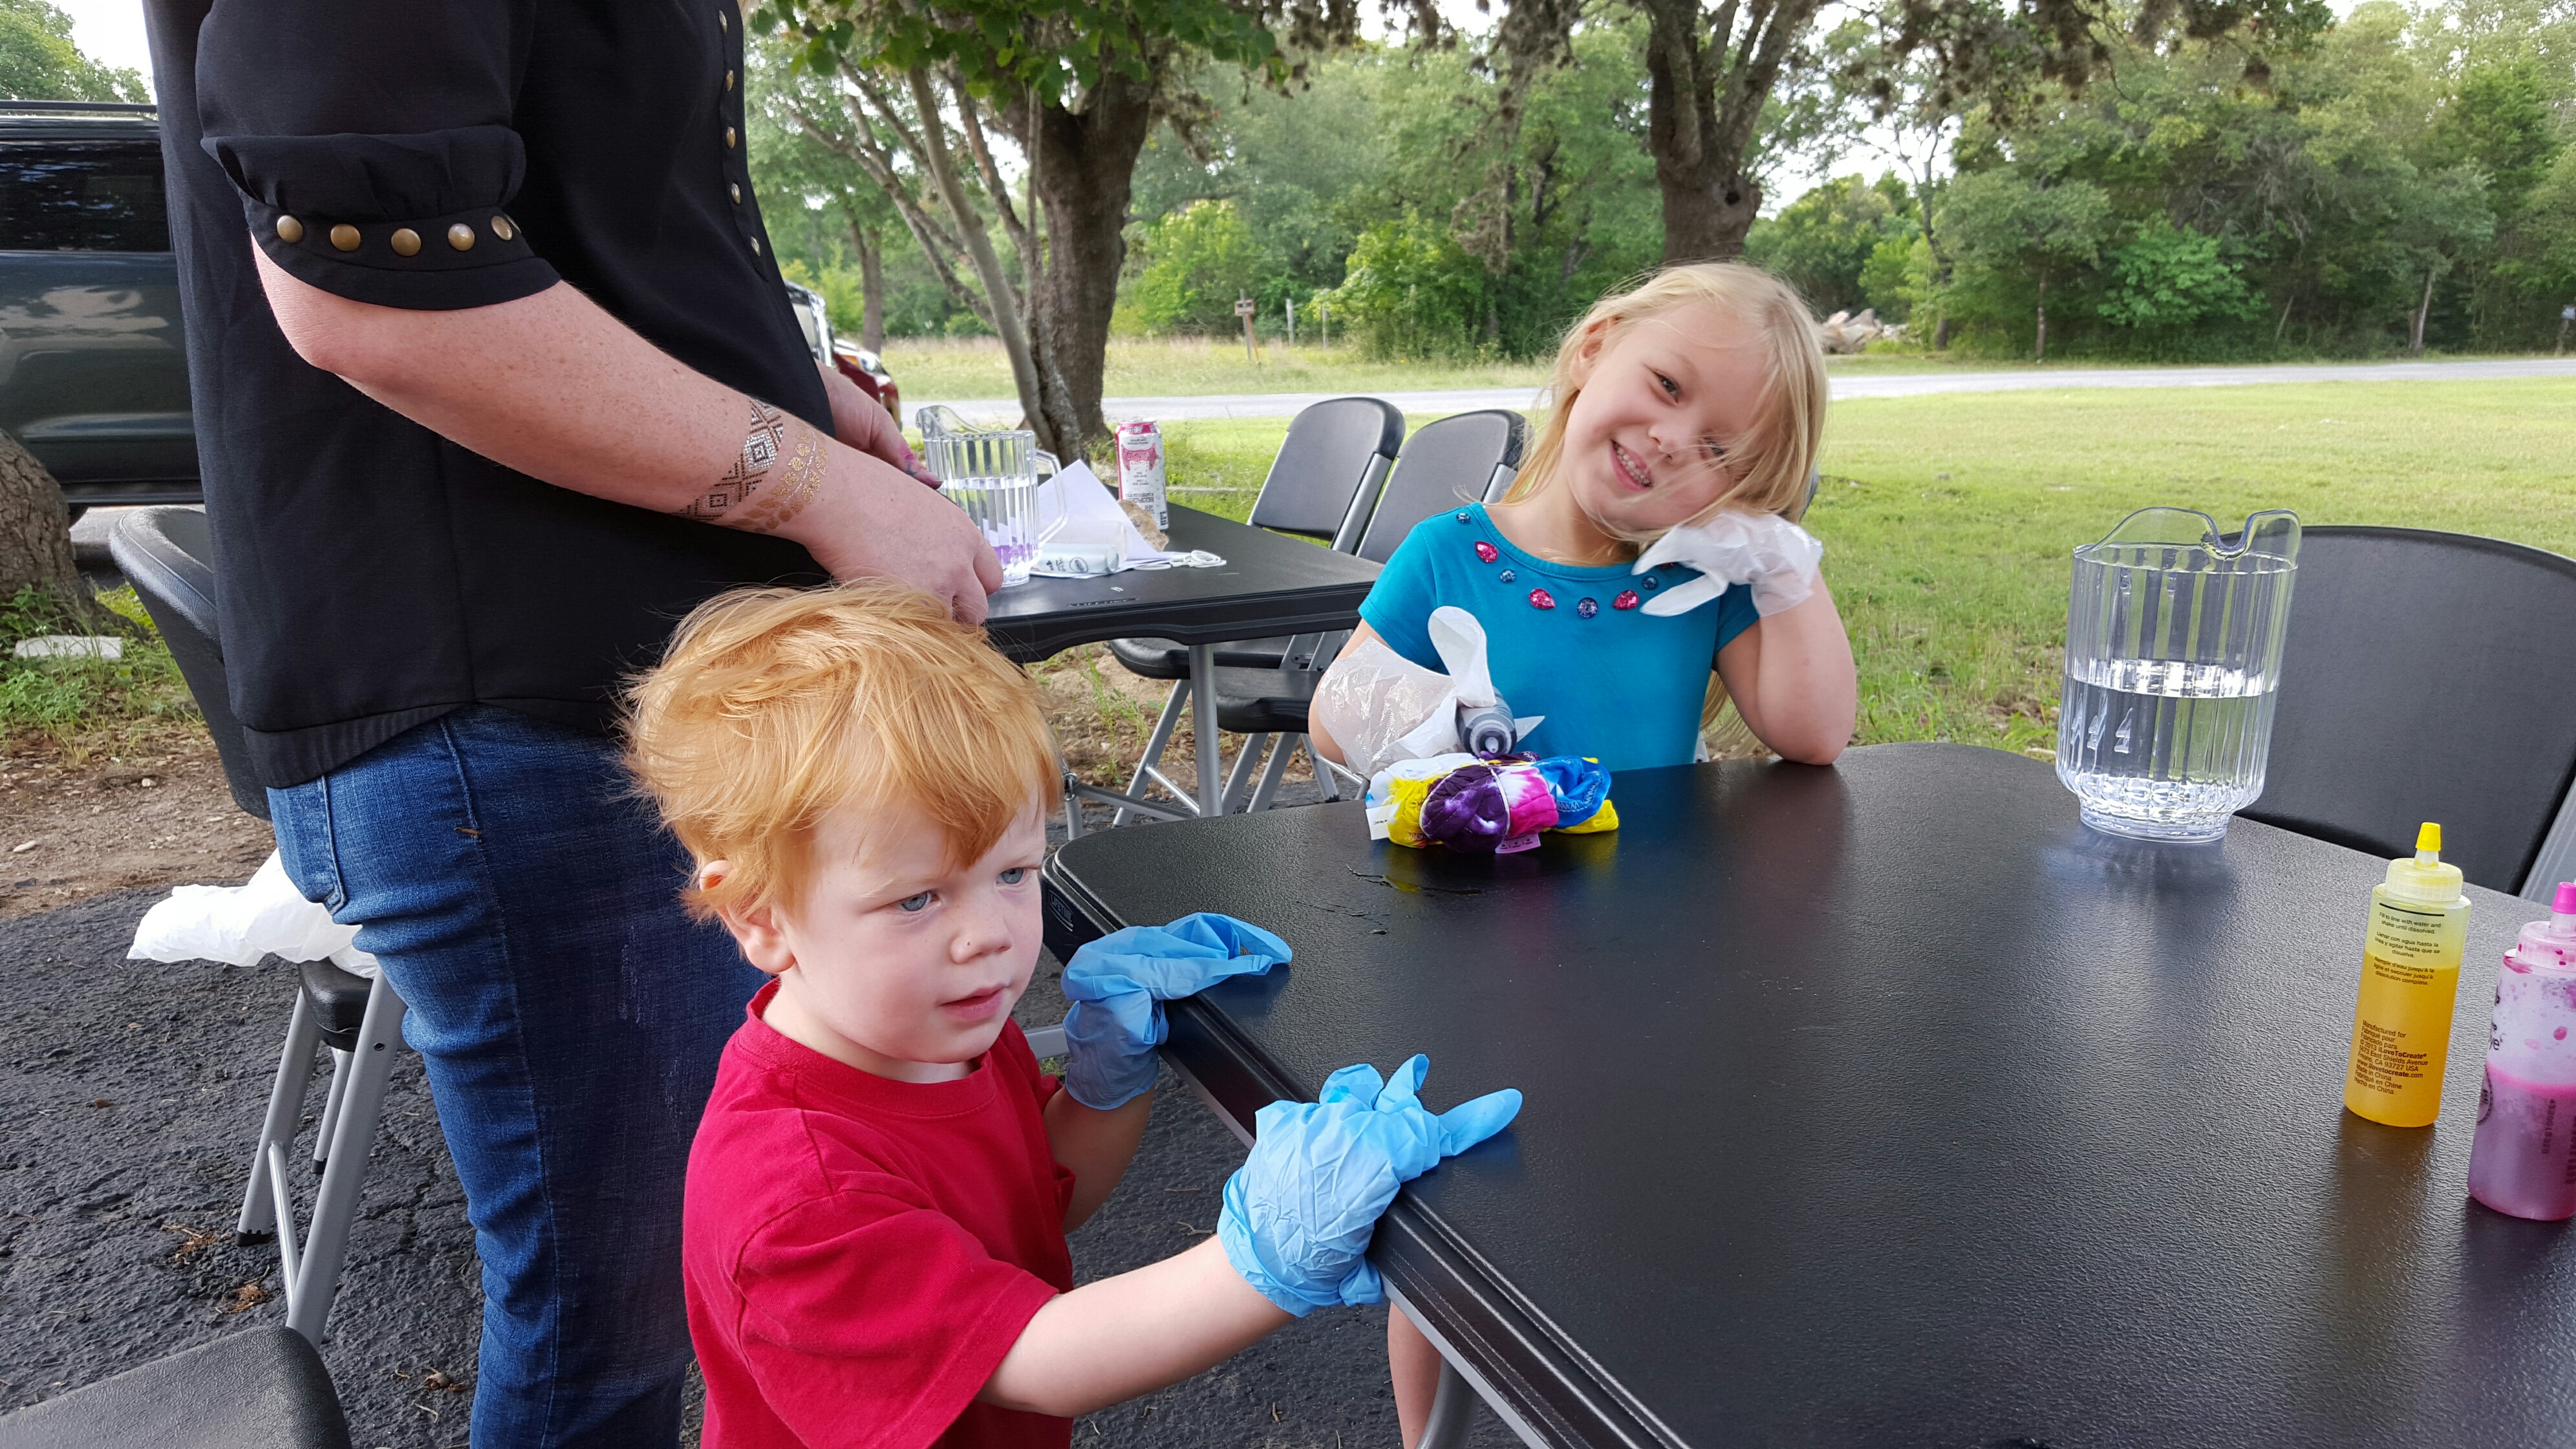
[2343, 822, 2471, 1127]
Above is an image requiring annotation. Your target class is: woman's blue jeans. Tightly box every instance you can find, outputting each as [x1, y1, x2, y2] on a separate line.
[270, 707, 764, 1449]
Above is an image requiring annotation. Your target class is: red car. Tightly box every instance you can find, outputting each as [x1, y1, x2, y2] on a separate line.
[783, 279, 901, 425]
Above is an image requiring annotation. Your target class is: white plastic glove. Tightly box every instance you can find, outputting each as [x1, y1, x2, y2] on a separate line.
[1311, 607, 1543, 780]
[1631, 511, 1823, 617]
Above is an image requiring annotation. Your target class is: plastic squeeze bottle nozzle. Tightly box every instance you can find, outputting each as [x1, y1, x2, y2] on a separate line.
[2343, 822, 2472, 1128]
[2466, 881, 2576, 1219]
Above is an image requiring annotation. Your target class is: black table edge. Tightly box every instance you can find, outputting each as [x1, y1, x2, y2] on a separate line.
[986, 582, 1370, 663]
[1040, 857, 1684, 1449]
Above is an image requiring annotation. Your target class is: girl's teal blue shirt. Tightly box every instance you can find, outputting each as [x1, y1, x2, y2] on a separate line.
[1355, 504, 1759, 773]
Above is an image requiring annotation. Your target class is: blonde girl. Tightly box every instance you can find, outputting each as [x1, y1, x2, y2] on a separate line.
[1312, 261, 1858, 787]
[1310, 261, 1859, 1445]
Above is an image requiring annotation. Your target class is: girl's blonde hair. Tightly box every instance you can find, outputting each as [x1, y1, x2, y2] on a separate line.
[1501, 263, 1830, 742]
[1504, 261, 1827, 530]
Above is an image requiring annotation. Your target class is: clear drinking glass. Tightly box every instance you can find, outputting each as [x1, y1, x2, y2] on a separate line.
[921, 427, 1064, 587]
[2055, 507, 2301, 841]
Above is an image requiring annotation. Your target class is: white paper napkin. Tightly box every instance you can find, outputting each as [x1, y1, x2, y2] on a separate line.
[1030, 462, 1225, 577]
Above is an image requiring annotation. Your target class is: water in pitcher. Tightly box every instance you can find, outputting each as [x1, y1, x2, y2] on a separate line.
[2054, 508, 2300, 842]
[2057, 656, 2273, 839]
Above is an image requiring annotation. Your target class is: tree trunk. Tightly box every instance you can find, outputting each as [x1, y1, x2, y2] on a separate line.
[1635, 0, 1821, 265]
[2034, 273, 2048, 362]
[0, 431, 103, 628]
[850, 218, 886, 352]
[1019, 69, 1157, 456]
[2410, 268, 2435, 356]
[903, 67, 1063, 456]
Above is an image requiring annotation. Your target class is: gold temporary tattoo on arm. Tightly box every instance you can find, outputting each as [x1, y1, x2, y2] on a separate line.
[733, 421, 826, 534]
[680, 398, 794, 524]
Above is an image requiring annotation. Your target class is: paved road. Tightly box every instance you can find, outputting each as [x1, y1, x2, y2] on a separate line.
[914, 356, 2576, 424]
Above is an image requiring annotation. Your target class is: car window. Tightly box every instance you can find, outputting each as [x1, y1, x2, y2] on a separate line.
[0, 145, 169, 252]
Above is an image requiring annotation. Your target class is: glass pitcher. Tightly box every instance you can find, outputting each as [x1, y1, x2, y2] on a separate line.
[920, 425, 1065, 588]
[2055, 507, 2301, 841]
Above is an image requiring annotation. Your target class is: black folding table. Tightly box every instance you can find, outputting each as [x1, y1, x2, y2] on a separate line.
[982, 504, 1377, 821]
[1042, 742, 2576, 1448]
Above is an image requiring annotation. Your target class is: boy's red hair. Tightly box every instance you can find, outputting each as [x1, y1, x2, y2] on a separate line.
[625, 581, 1059, 920]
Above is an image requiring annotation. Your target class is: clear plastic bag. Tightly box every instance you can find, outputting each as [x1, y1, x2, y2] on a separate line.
[127, 850, 379, 977]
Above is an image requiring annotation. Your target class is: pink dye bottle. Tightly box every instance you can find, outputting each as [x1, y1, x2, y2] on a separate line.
[2466, 881, 2576, 1221]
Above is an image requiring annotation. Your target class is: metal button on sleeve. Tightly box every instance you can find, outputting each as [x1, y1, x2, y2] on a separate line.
[729, 183, 742, 204]
[447, 223, 477, 252]
[749, 236, 762, 255]
[725, 70, 735, 91]
[724, 125, 737, 148]
[328, 224, 360, 252]
[491, 215, 517, 242]
[274, 215, 304, 243]
[716, 8, 725, 28]
[389, 228, 422, 256]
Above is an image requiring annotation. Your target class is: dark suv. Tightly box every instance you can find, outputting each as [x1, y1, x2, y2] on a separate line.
[0, 101, 193, 518]
[2, 103, 901, 522]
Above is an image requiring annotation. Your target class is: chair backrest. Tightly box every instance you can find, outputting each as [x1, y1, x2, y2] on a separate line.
[1248, 396, 1404, 551]
[107, 507, 270, 821]
[1355, 409, 1530, 564]
[2239, 526, 2576, 896]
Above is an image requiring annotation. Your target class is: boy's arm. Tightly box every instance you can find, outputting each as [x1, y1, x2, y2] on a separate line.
[1715, 575, 1856, 765]
[979, 1237, 1291, 1417]
[1044, 1087, 1155, 1230]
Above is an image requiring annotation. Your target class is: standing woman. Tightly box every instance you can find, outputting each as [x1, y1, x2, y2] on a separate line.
[140, 4, 1000, 1445]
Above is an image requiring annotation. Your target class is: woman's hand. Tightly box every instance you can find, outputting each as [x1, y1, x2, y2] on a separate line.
[816, 360, 940, 486]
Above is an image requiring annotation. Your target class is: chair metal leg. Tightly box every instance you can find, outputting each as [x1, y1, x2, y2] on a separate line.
[1308, 738, 1342, 803]
[1247, 733, 1299, 812]
[1062, 770, 1086, 842]
[1420, 1358, 1477, 1449]
[237, 986, 321, 1241]
[310, 1048, 351, 1169]
[1115, 680, 1192, 828]
[1220, 733, 1271, 815]
[283, 972, 407, 1346]
[1189, 645, 1224, 816]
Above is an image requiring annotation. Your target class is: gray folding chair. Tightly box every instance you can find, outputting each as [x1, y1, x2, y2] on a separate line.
[111, 507, 410, 1345]
[1210, 409, 1532, 811]
[2240, 526, 2576, 899]
[1103, 397, 1403, 822]
[0, 1326, 352, 1449]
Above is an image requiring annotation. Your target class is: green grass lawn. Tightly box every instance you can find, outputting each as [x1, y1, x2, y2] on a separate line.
[885, 336, 1554, 400]
[1154, 378, 2576, 755]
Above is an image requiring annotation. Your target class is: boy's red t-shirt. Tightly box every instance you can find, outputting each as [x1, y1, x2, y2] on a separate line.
[685, 982, 1077, 1449]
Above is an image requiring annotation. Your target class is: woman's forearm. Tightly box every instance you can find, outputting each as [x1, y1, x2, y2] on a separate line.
[250, 249, 1002, 615]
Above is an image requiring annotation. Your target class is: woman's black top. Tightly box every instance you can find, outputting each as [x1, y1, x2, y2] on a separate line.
[144, 0, 828, 786]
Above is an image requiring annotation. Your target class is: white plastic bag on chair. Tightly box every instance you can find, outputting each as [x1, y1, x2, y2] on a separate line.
[128, 850, 378, 977]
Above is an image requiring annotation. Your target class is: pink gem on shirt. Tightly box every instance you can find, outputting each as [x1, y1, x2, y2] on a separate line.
[1613, 590, 1641, 610]
[1473, 541, 1499, 564]
[1528, 588, 1556, 610]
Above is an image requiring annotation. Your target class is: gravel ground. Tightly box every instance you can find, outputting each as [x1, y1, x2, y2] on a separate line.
[0, 845, 1517, 1446]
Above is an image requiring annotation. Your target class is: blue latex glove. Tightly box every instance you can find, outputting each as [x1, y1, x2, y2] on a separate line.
[1218, 1055, 1523, 1316]
[1059, 913, 1292, 1109]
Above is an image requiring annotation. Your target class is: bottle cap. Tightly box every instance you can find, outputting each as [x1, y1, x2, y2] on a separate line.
[2384, 822, 2465, 905]
[2554, 881, 2576, 917]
